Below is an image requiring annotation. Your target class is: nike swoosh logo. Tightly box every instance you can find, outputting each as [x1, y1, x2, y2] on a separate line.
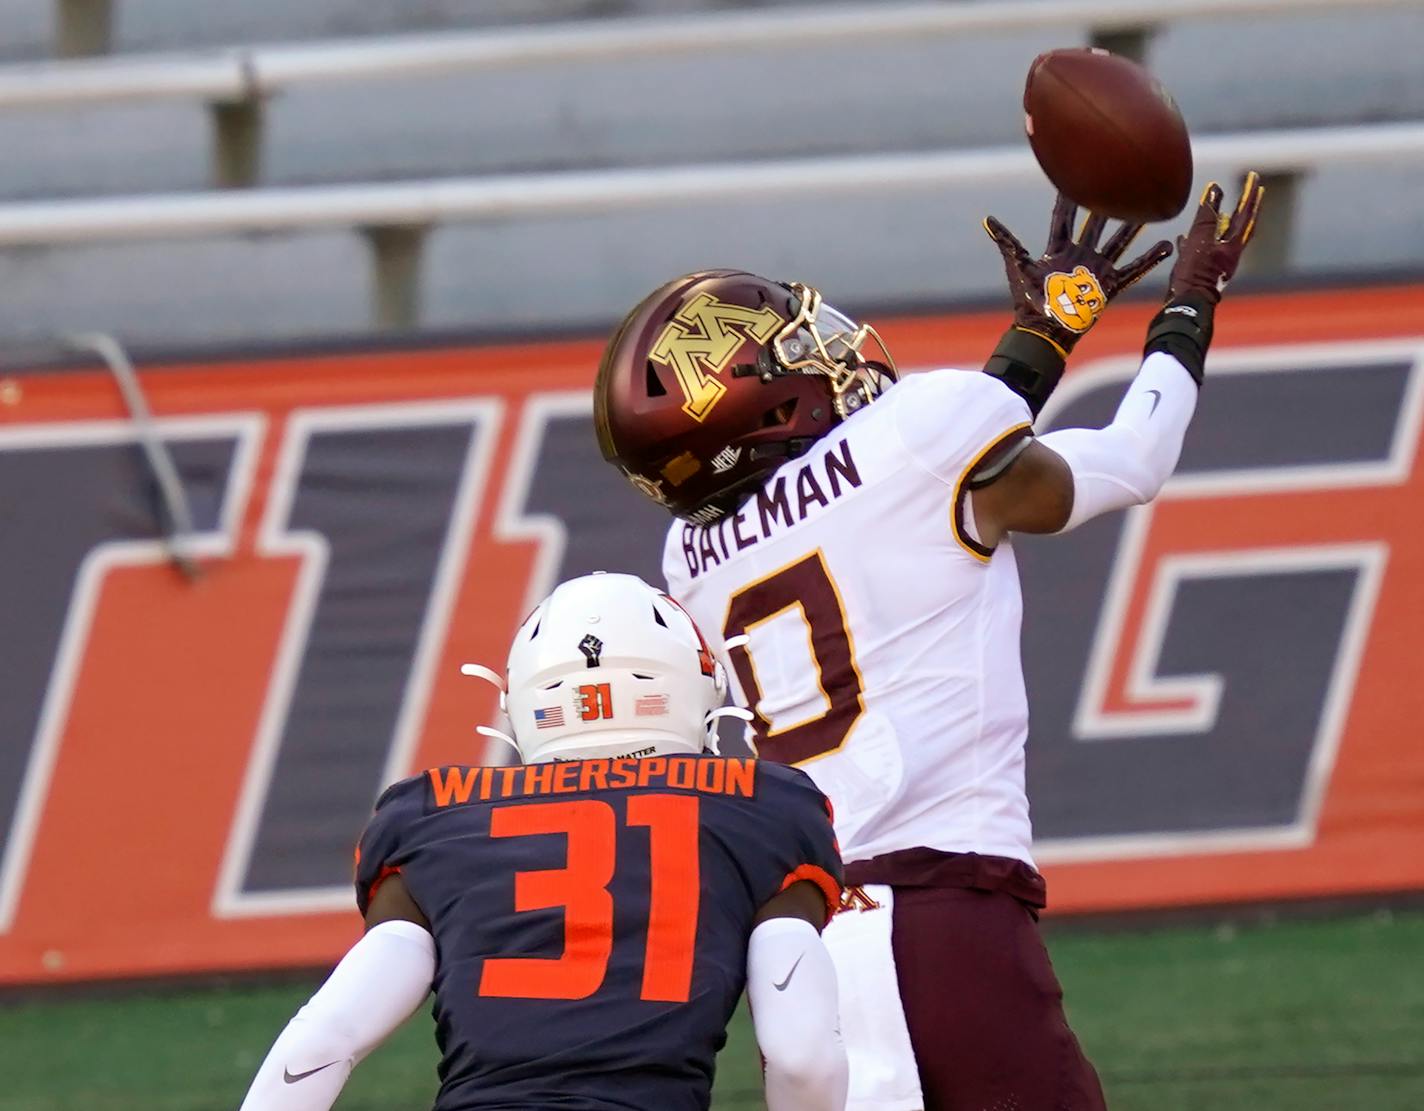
[773, 953, 805, 992]
[283, 1061, 340, 1084]
[1146, 389, 1162, 416]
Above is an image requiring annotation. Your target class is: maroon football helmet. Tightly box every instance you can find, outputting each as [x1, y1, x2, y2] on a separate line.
[594, 270, 897, 523]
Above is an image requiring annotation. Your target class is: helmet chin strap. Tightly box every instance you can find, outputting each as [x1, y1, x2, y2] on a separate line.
[464, 664, 517, 761]
[460, 662, 506, 691]
[475, 725, 520, 761]
[461, 662, 509, 708]
[704, 705, 755, 756]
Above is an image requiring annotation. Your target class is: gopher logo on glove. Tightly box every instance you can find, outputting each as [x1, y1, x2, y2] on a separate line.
[1043, 266, 1107, 333]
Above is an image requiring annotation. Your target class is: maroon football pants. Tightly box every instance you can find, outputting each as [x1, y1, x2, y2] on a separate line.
[889, 884, 1107, 1111]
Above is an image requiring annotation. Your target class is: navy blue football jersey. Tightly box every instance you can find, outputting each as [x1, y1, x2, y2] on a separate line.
[355, 754, 841, 1111]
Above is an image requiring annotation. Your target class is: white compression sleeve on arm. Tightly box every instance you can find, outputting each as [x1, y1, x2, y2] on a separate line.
[747, 917, 848, 1111]
[1038, 351, 1199, 532]
[238, 920, 435, 1111]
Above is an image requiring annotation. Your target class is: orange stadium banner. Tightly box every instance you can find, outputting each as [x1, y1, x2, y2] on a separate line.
[0, 282, 1421, 985]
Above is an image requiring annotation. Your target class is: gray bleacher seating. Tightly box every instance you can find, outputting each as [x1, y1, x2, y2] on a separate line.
[0, 1, 1420, 347]
[0, 0, 820, 61]
[0, 1, 47, 63]
[6, 11, 1424, 202]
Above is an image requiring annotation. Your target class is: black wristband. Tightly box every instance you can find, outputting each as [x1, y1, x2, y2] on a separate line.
[1144, 292, 1216, 387]
[983, 328, 1067, 417]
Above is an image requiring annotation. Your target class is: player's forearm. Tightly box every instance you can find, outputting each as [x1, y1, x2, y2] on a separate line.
[1039, 175, 1262, 533]
[1039, 350, 1198, 531]
[747, 918, 849, 1111]
[983, 326, 1068, 417]
[239, 920, 435, 1111]
[239, 1010, 355, 1111]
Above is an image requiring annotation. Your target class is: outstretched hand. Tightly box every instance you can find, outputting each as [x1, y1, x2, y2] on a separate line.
[1166, 172, 1266, 303]
[1137, 171, 1267, 389]
[984, 195, 1172, 354]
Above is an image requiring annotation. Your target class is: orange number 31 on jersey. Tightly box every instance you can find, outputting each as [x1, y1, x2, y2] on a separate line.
[478, 796, 701, 1002]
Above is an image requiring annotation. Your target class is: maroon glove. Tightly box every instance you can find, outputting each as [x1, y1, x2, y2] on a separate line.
[984, 194, 1173, 356]
[1166, 172, 1266, 304]
[979, 194, 1172, 415]
[1144, 173, 1267, 386]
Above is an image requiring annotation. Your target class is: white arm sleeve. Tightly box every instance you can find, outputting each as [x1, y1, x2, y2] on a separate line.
[238, 920, 435, 1111]
[747, 917, 848, 1111]
[1038, 352, 1199, 532]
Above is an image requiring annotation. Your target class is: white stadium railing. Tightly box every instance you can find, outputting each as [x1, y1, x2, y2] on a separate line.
[0, 123, 1419, 247]
[1, 120, 1415, 327]
[4, 0, 1424, 327]
[6, 0, 1422, 110]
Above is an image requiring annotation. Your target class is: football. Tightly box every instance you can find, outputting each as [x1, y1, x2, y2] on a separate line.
[1024, 48, 1193, 223]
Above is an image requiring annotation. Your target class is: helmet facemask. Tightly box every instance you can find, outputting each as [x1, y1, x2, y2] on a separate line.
[771, 282, 899, 418]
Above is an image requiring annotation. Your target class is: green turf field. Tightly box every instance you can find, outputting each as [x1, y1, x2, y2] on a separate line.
[4, 910, 1421, 1110]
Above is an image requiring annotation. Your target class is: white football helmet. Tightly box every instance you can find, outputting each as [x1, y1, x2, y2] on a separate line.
[468, 573, 733, 763]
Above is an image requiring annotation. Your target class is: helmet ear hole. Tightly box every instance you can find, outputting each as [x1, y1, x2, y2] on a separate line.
[763, 399, 798, 428]
[644, 363, 668, 398]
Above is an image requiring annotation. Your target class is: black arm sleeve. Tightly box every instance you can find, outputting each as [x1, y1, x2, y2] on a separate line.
[982, 327, 1068, 417]
[1143, 291, 1216, 387]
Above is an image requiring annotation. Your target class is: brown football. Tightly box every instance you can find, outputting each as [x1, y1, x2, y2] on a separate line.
[1024, 48, 1193, 223]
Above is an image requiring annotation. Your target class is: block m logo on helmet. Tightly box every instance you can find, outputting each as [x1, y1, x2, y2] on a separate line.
[649, 293, 784, 421]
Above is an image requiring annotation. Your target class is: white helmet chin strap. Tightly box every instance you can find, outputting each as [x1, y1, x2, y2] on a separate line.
[463, 663, 516, 759]
[703, 705, 754, 756]
[461, 662, 506, 692]
[475, 724, 519, 760]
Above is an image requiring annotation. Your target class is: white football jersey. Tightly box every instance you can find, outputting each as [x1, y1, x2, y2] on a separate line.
[664, 369, 1037, 867]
